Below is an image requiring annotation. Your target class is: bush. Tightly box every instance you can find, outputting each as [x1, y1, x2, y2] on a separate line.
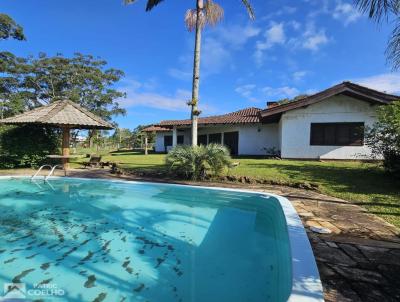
[0, 125, 60, 169]
[165, 144, 232, 180]
[366, 100, 400, 177]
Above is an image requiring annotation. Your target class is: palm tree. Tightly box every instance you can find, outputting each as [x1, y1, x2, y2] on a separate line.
[356, 0, 400, 69]
[124, 0, 255, 146]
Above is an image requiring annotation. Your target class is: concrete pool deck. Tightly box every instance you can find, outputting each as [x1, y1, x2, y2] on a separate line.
[2, 168, 400, 301]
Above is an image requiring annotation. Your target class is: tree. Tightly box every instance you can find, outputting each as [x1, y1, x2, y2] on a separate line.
[0, 52, 127, 146]
[366, 100, 400, 175]
[355, 0, 400, 69]
[124, 0, 254, 146]
[0, 14, 25, 41]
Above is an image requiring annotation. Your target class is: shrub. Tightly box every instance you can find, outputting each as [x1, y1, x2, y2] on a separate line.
[165, 144, 232, 180]
[0, 125, 60, 169]
[366, 100, 400, 176]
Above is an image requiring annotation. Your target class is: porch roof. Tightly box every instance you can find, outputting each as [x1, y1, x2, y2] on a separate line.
[158, 107, 262, 128]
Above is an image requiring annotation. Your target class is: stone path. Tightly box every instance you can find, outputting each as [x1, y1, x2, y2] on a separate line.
[2, 168, 400, 301]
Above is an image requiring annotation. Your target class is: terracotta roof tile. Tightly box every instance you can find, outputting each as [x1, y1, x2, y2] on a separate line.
[159, 107, 262, 127]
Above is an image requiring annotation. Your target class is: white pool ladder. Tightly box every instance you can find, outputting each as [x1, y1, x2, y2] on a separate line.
[31, 164, 65, 181]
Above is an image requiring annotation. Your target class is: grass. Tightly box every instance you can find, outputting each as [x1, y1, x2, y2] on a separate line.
[70, 149, 400, 228]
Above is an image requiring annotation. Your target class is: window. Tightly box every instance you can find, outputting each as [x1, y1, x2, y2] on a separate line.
[164, 135, 172, 147]
[310, 123, 364, 146]
[209, 133, 222, 144]
[177, 135, 184, 145]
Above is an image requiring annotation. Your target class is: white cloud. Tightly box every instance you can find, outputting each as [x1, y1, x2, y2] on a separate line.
[254, 23, 286, 66]
[293, 70, 308, 81]
[168, 23, 260, 79]
[235, 84, 257, 102]
[333, 2, 362, 26]
[301, 22, 329, 51]
[201, 37, 232, 75]
[353, 73, 400, 94]
[261, 86, 300, 98]
[168, 68, 192, 81]
[216, 24, 261, 48]
[118, 79, 192, 111]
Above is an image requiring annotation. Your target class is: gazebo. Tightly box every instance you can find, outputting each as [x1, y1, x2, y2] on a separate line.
[0, 100, 113, 171]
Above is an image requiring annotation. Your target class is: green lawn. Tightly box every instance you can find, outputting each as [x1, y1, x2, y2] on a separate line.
[71, 150, 400, 228]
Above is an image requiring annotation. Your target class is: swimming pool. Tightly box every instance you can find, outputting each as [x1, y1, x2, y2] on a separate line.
[0, 177, 323, 302]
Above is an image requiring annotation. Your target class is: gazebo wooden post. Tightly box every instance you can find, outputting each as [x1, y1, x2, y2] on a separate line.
[62, 126, 70, 171]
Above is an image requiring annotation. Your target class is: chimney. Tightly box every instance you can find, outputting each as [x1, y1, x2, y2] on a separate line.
[267, 101, 278, 108]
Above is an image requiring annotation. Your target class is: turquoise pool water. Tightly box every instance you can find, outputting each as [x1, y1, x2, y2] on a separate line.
[0, 178, 292, 302]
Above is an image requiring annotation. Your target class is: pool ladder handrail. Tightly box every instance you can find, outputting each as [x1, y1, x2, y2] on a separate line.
[31, 164, 65, 181]
[31, 164, 53, 180]
[45, 164, 63, 181]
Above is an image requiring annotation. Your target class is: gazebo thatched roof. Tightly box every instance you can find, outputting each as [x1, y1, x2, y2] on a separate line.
[0, 100, 113, 129]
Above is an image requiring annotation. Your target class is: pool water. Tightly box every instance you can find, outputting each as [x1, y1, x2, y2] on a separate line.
[0, 178, 292, 302]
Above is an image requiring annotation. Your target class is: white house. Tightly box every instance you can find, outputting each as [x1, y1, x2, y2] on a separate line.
[144, 82, 397, 160]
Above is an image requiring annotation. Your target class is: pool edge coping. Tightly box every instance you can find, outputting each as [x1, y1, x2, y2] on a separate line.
[0, 175, 324, 302]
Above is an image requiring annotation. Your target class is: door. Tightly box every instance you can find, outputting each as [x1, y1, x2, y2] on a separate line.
[224, 131, 239, 155]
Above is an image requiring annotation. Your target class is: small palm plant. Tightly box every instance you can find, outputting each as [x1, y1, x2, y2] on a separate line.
[166, 144, 232, 180]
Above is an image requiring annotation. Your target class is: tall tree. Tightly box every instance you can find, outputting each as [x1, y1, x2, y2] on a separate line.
[356, 0, 400, 69]
[0, 52, 126, 120]
[0, 14, 25, 41]
[124, 0, 255, 146]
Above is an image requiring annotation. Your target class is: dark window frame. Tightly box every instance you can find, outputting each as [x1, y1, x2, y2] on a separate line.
[310, 122, 364, 146]
[164, 135, 172, 147]
[208, 133, 222, 144]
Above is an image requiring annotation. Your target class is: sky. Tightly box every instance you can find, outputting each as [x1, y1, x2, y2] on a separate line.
[1, 0, 399, 130]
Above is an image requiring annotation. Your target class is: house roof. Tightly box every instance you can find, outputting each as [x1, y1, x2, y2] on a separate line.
[142, 126, 170, 132]
[158, 107, 262, 127]
[0, 100, 114, 129]
[260, 81, 399, 122]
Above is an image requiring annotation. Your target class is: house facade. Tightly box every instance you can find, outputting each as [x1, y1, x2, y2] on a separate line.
[145, 82, 398, 160]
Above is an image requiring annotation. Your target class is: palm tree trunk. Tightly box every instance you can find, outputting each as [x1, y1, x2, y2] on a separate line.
[191, 0, 203, 146]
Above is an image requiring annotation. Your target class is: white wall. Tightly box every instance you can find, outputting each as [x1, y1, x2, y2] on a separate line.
[280, 95, 378, 159]
[154, 124, 279, 155]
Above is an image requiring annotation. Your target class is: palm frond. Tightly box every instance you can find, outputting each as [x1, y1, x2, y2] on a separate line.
[146, 0, 164, 11]
[205, 0, 224, 26]
[123, 0, 136, 4]
[386, 18, 400, 69]
[355, 0, 398, 22]
[184, 9, 206, 32]
[241, 0, 255, 20]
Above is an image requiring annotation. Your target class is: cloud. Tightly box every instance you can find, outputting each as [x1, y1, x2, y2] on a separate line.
[254, 22, 286, 66]
[235, 84, 257, 102]
[118, 79, 192, 111]
[353, 73, 400, 94]
[333, 1, 362, 26]
[261, 86, 300, 98]
[216, 24, 261, 48]
[293, 70, 308, 81]
[301, 22, 329, 51]
[168, 68, 192, 81]
[168, 23, 260, 79]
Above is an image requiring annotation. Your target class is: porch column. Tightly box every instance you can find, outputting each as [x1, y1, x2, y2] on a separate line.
[172, 127, 178, 147]
[144, 135, 148, 155]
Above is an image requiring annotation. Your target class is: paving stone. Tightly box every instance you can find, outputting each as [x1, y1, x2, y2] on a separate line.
[314, 243, 357, 266]
[338, 243, 370, 264]
[325, 241, 338, 248]
[330, 265, 386, 285]
[350, 282, 390, 302]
